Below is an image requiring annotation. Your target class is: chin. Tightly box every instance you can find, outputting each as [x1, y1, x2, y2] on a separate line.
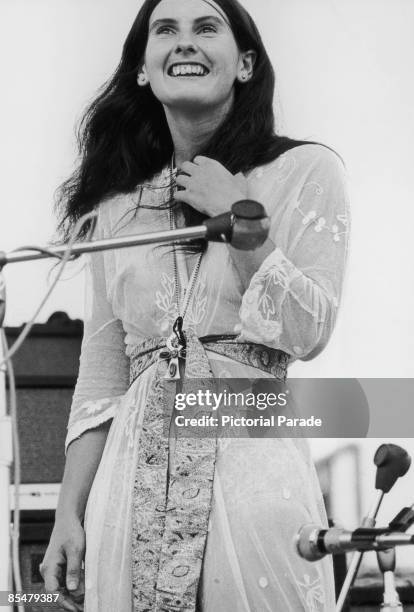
[164, 89, 234, 112]
[164, 95, 222, 111]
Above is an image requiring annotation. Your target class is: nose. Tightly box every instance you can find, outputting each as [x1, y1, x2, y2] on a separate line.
[174, 31, 198, 55]
[175, 41, 197, 54]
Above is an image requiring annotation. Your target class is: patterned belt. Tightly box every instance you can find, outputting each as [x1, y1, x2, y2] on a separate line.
[129, 331, 289, 612]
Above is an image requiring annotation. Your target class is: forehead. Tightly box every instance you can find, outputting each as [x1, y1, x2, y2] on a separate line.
[149, 0, 229, 24]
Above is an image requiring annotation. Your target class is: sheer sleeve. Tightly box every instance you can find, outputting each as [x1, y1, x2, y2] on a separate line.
[238, 146, 350, 361]
[65, 206, 130, 453]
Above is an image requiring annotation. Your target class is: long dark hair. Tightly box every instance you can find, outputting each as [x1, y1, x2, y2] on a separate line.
[56, 0, 312, 243]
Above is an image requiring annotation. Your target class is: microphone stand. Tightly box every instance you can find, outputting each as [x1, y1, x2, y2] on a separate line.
[0, 275, 12, 609]
[296, 521, 414, 612]
[336, 445, 411, 612]
[376, 504, 414, 611]
[377, 549, 403, 611]
[335, 492, 384, 612]
[0, 200, 269, 604]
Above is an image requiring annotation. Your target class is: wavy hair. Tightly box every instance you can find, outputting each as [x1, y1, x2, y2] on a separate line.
[56, 0, 311, 243]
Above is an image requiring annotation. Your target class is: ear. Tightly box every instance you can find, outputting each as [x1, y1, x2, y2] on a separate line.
[137, 65, 149, 87]
[236, 50, 257, 83]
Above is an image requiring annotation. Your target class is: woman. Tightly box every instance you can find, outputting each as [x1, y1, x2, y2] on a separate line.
[41, 0, 349, 610]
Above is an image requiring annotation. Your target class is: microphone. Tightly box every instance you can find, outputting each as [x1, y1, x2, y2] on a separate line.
[203, 200, 270, 250]
[0, 201, 270, 269]
[374, 444, 411, 492]
[296, 524, 414, 562]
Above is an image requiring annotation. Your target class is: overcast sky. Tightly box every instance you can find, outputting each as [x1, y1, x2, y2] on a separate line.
[1, 0, 413, 377]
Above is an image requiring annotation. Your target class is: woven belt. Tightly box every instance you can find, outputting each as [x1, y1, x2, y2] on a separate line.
[129, 334, 289, 384]
[130, 332, 288, 612]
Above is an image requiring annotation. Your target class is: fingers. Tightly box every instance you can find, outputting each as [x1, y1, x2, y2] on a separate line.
[40, 559, 79, 612]
[179, 161, 198, 175]
[65, 573, 85, 612]
[175, 173, 190, 189]
[173, 189, 192, 206]
[66, 545, 84, 592]
[193, 155, 212, 165]
[40, 556, 62, 593]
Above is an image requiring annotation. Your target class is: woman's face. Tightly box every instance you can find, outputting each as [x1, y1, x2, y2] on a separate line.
[142, 0, 251, 111]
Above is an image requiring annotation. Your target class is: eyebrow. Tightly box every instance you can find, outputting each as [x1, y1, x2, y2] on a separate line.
[149, 15, 226, 32]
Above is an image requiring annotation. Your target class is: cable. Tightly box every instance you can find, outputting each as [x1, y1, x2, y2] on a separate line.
[0, 211, 97, 368]
[1, 330, 24, 612]
[0, 210, 97, 609]
[10, 213, 98, 263]
[11, 246, 65, 260]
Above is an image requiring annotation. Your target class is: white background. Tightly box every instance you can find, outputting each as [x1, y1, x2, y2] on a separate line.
[1, 0, 414, 377]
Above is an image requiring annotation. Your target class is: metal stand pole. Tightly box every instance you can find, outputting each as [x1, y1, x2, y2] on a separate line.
[336, 491, 384, 612]
[378, 549, 403, 611]
[0, 271, 13, 611]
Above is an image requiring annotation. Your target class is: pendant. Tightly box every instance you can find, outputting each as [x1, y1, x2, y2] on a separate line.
[160, 317, 187, 380]
[166, 353, 180, 380]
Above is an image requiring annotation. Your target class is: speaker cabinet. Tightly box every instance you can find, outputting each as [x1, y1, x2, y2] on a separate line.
[6, 314, 82, 611]
[6, 312, 82, 488]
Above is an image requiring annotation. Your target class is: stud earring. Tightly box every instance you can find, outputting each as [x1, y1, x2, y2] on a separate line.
[137, 72, 149, 86]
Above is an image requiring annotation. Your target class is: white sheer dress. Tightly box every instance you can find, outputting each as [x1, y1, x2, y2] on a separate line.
[65, 144, 350, 612]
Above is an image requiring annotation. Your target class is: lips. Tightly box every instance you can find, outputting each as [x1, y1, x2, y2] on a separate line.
[167, 62, 210, 77]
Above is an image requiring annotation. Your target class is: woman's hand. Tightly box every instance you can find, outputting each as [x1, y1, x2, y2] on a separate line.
[175, 156, 248, 217]
[40, 515, 86, 612]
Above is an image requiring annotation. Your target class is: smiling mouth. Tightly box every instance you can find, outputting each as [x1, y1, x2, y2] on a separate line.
[167, 63, 210, 77]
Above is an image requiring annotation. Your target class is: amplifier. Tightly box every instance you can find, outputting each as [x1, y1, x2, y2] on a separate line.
[6, 311, 82, 495]
[5, 313, 82, 612]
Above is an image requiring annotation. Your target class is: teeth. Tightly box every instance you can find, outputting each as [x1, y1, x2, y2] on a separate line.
[170, 64, 208, 76]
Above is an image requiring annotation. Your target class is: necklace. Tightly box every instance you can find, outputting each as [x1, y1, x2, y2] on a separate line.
[160, 160, 204, 380]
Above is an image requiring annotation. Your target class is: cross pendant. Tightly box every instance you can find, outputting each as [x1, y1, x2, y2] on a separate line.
[160, 317, 187, 380]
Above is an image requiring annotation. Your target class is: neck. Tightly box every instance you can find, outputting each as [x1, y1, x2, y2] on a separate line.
[164, 99, 233, 167]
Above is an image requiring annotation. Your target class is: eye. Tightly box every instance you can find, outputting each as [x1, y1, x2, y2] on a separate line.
[197, 24, 217, 34]
[155, 25, 175, 35]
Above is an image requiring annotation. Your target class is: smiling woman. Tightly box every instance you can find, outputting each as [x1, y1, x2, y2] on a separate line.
[141, 0, 255, 120]
[41, 0, 349, 611]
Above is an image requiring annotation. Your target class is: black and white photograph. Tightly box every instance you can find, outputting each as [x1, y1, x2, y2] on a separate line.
[1, 1, 413, 611]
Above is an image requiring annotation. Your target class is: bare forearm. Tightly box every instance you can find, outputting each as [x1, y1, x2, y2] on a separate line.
[56, 421, 111, 522]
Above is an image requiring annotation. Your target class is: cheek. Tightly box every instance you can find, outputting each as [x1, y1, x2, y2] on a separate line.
[213, 45, 240, 78]
[144, 43, 166, 76]
[216, 56, 239, 82]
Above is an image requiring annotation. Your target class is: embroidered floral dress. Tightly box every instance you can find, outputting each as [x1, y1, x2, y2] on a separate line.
[66, 144, 350, 612]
